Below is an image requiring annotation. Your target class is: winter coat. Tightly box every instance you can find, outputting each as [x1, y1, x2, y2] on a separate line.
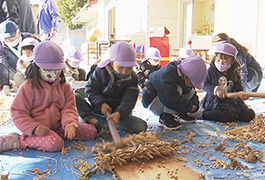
[202, 66, 243, 95]
[37, 0, 59, 34]
[0, 33, 40, 86]
[0, 0, 19, 24]
[11, 78, 78, 136]
[135, 60, 161, 88]
[65, 64, 87, 90]
[85, 64, 139, 119]
[142, 61, 199, 113]
[236, 50, 263, 92]
[201, 65, 247, 119]
[16, 0, 36, 34]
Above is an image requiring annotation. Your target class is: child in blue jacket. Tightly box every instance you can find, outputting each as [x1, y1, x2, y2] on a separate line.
[201, 43, 255, 122]
[75, 42, 147, 138]
[142, 55, 207, 129]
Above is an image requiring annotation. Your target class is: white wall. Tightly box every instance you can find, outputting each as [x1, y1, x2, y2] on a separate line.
[214, 0, 261, 61]
[256, 0, 265, 67]
[148, 0, 178, 53]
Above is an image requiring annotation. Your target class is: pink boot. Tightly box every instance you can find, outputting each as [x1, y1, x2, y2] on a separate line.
[0, 133, 20, 153]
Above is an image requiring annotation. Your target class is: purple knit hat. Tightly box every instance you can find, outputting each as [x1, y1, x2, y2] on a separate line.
[33, 41, 66, 70]
[214, 43, 238, 59]
[178, 55, 207, 89]
[97, 41, 137, 68]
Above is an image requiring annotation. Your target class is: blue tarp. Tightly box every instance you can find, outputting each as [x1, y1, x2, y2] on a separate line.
[1, 96, 265, 179]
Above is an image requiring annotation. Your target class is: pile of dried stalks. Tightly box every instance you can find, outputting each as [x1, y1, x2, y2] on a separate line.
[234, 114, 265, 143]
[88, 130, 196, 177]
[0, 96, 14, 125]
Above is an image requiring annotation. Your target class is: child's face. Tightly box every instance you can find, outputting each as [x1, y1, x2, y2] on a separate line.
[22, 49, 33, 57]
[215, 53, 233, 65]
[149, 58, 160, 66]
[112, 61, 133, 75]
[183, 75, 193, 87]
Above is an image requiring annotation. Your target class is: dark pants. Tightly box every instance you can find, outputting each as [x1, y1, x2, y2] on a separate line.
[203, 108, 255, 123]
[75, 93, 147, 133]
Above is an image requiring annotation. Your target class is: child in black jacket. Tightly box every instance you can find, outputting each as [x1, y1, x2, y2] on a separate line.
[142, 56, 207, 129]
[135, 47, 162, 90]
[75, 42, 147, 138]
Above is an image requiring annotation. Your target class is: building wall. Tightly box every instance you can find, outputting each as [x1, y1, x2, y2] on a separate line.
[214, 0, 264, 66]
[112, 0, 178, 56]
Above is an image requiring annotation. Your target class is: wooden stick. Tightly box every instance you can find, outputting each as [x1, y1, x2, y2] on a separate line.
[226, 92, 265, 98]
[106, 111, 123, 149]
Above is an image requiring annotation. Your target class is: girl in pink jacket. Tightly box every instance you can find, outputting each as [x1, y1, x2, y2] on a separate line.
[0, 41, 97, 153]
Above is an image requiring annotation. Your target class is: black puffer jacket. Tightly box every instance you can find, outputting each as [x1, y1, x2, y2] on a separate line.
[142, 61, 199, 113]
[135, 60, 161, 88]
[85, 64, 139, 119]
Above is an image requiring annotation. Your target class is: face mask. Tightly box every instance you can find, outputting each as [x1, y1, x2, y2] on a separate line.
[39, 68, 62, 83]
[4, 39, 19, 47]
[149, 60, 160, 66]
[112, 70, 131, 79]
[22, 54, 33, 62]
[214, 61, 231, 72]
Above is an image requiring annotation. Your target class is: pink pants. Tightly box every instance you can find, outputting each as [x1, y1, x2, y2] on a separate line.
[19, 123, 97, 152]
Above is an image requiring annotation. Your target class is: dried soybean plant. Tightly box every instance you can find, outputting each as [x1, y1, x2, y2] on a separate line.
[90, 130, 196, 177]
[233, 114, 265, 143]
[0, 96, 14, 125]
[215, 141, 264, 163]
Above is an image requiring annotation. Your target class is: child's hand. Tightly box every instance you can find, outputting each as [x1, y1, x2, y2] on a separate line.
[64, 122, 78, 140]
[216, 87, 226, 99]
[191, 105, 197, 112]
[239, 91, 249, 100]
[107, 112, 121, 125]
[34, 125, 50, 136]
[101, 103, 112, 117]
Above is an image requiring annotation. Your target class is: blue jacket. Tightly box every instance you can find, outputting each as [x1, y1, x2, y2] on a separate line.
[37, 0, 59, 34]
[0, 33, 40, 86]
[202, 65, 243, 95]
[85, 65, 139, 119]
[142, 61, 199, 113]
[236, 50, 262, 91]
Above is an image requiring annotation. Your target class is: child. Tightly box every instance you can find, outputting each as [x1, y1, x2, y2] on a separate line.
[64, 46, 87, 96]
[13, 37, 39, 87]
[75, 41, 147, 137]
[135, 47, 162, 90]
[201, 43, 255, 122]
[177, 47, 192, 60]
[142, 55, 207, 129]
[0, 41, 97, 153]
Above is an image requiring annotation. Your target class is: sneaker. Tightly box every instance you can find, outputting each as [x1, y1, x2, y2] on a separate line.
[95, 121, 111, 139]
[159, 114, 182, 130]
[174, 113, 196, 123]
[0, 133, 20, 153]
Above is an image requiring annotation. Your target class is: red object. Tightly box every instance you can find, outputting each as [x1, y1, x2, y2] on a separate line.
[149, 36, 170, 67]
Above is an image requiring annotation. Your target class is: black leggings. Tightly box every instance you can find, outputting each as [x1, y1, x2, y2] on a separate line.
[202, 108, 255, 123]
